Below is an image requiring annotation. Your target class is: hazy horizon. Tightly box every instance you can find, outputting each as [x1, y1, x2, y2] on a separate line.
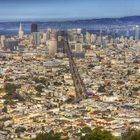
[0, 15, 140, 22]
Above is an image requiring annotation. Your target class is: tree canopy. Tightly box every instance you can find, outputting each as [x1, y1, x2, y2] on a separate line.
[80, 127, 119, 140]
[32, 127, 140, 140]
[122, 129, 140, 140]
[33, 131, 61, 140]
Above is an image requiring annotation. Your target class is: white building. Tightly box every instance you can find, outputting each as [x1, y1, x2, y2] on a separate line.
[18, 23, 24, 39]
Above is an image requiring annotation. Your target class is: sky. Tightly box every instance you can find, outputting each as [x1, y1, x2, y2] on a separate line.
[0, 0, 140, 21]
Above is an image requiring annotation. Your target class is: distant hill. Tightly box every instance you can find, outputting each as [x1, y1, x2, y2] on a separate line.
[62, 16, 140, 25]
[0, 16, 140, 35]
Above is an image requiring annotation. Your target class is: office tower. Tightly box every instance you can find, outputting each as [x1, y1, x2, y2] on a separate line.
[32, 32, 40, 46]
[50, 31, 57, 39]
[77, 34, 84, 43]
[57, 31, 66, 53]
[96, 36, 102, 46]
[102, 36, 108, 47]
[48, 34, 57, 56]
[85, 32, 91, 44]
[18, 23, 24, 39]
[77, 28, 82, 34]
[41, 33, 48, 43]
[58, 31, 64, 42]
[0, 35, 6, 48]
[90, 34, 96, 43]
[5, 40, 19, 51]
[31, 23, 40, 46]
[100, 29, 103, 46]
[134, 25, 139, 40]
[75, 43, 83, 52]
[31, 24, 38, 33]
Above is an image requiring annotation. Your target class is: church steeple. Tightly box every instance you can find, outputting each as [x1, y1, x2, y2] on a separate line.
[19, 23, 23, 31]
[18, 22, 24, 39]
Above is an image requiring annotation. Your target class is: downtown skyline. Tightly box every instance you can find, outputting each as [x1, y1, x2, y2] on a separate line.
[0, 0, 140, 21]
[0, 1, 140, 140]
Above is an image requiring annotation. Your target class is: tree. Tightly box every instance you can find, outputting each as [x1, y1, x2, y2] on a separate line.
[122, 129, 140, 140]
[81, 126, 92, 134]
[80, 127, 119, 140]
[97, 85, 106, 93]
[4, 98, 16, 105]
[0, 88, 5, 93]
[4, 83, 17, 94]
[74, 127, 92, 138]
[132, 87, 140, 92]
[33, 131, 61, 140]
[4, 83, 21, 95]
[35, 84, 44, 93]
[33, 77, 47, 85]
[15, 127, 26, 133]
[2, 106, 7, 113]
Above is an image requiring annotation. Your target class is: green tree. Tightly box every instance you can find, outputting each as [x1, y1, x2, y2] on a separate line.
[33, 131, 61, 140]
[33, 77, 47, 85]
[4, 83, 17, 94]
[132, 87, 140, 92]
[97, 85, 106, 93]
[81, 127, 119, 140]
[122, 129, 140, 140]
[4, 83, 21, 95]
[0, 88, 5, 93]
[74, 127, 92, 138]
[2, 106, 7, 113]
[15, 127, 26, 133]
[81, 126, 92, 134]
[35, 84, 44, 93]
[4, 98, 16, 105]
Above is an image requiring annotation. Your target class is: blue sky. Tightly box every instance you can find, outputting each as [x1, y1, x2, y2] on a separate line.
[0, 0, 140, 21]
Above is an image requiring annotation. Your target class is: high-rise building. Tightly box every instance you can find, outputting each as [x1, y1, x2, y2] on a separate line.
[75, 43, 83, 52]
[41, 33, 48, 44]
[48, 34, 57, 56]
[77, 28, 82, 34]
[32, 32, 40, 46]
[0, 35, 6, 48]
[18, 23, 24, 39]
[134, 25, 139, 40]
[31, 24, 40, 46]
[31, 24, 38, 33]
[5, 40, 19, 51]
[85, 32, 91, 44]
[57, 31, 66, 53]
[90, 34, 96, 43]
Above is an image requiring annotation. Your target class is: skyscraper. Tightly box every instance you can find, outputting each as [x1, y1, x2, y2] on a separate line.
[31, 24, 38, 33]
[5, 40, 19, 51]
[0, 35, 6, 48]
[32, 32, 40, 46]
[18, 23, 24, 39]
[75, 43, 83, 53]
[48, 33, 57, 56]
[57, 31, 66, 53]
[134, 25, 139, 40]
[31, 24, 40, 46]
